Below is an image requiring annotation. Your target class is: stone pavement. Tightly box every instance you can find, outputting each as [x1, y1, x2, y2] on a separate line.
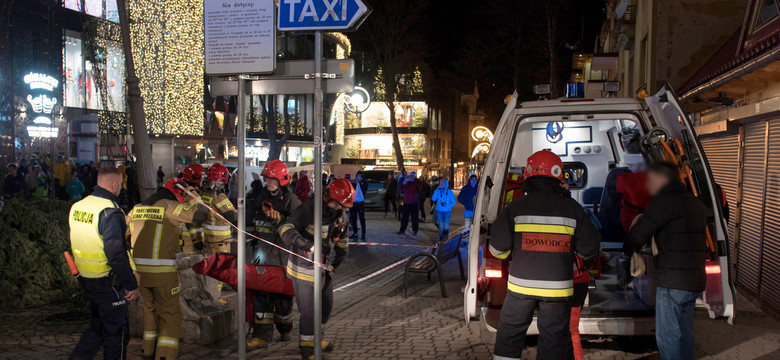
[2, 207, 780, 359]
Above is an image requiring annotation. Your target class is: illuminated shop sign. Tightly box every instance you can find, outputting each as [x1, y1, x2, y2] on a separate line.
[376, 159, 420, 166]
[24, 72, 59, 138]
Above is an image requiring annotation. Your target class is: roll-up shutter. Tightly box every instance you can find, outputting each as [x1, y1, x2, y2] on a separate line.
[700, 134, 740, 256]
[758, 119, 780, 314]
[737, 121, 767, 297]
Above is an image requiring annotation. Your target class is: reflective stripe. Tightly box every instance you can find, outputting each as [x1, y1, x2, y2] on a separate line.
[508, 275, 572, 289]
[69, 195, 118, 278]
[204, 224, 230, 231]
[514, 224, 575, 235]
[506, 282, 573, 297]
[173, 204, 185, 216]
[257, 312, 274, 319]
[279, 223, 296, 235]
[489, 244, 511, 259]
[335, 240, 349, 248]
[157, 336, 178, 348]
[300, 341, 315, 347]
[152, 223, 163, 259]
[135, 264, 177, 273]
[494, 356, 521, 360]
[134, 258, 176, 266]
[256, 226, 276, 234]
[287, 260, 316, 275]
[216, 198, 232, 208]
[143, 331, 158, 340]
[287, 266, 314, 282]
[300, 334, 315, 341]
[254, 318, 274, 324]
[514, 215, 576, 227]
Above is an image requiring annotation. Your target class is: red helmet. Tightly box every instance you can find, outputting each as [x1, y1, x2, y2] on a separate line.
[325, 178, 355, 208]
[181, 163, 205, 185]
[524, 149, 564, 181]
[164, 177, 188, 204]
[206, 163, 230, 184]
[261, 159, 290, 185]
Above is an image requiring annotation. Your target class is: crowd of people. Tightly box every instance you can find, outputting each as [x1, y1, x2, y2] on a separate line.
[1, 154, 144, 211]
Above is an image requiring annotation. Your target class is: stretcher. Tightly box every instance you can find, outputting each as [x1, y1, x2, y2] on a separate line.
[192, 252, 295, 296]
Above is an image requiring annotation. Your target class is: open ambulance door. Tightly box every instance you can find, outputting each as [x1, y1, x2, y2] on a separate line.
[644, 84, 736, 323]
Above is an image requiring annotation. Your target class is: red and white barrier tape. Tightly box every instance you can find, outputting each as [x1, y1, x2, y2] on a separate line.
[349, 242, 430, 248]
[333, 257, 410, 292]
[176, 184, 326, 268]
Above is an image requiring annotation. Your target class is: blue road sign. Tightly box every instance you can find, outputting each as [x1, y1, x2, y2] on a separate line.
[278, 0, 368, 31]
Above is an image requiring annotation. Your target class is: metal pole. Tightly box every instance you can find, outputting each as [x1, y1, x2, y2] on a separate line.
[313, 30, 324, 360]
[236, 74, 248, 360]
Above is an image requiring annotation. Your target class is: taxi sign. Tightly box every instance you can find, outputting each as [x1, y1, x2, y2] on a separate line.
[278, 0, 369, 31]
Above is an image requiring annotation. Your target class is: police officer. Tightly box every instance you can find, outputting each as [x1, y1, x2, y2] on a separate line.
[201, 162, 237, 304]
[280, 178, 354, 360]
[128, 178, 209, 360]
[490, 150, 600, 360]
[179, 164, 206, 254]
[246, 159, 301, 349]
[69, 166, 139, 360]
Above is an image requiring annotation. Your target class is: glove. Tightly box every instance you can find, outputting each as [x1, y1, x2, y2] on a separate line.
[264, 208, 281, 221]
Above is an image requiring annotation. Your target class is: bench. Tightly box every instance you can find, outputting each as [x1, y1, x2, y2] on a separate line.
[402, 227, 467, 298]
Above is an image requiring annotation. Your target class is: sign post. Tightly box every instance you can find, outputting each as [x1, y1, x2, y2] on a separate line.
[203, 1, 275, 359]
[277, 1, 368, 359]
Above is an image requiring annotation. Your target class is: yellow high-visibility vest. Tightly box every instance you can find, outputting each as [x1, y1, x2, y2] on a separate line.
[68, 195, 118, 278]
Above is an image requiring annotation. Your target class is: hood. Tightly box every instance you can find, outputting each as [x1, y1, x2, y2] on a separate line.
[439, 179, 449, 189]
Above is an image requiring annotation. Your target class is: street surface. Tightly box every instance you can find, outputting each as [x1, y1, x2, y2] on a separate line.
[2, 205, 780, 359]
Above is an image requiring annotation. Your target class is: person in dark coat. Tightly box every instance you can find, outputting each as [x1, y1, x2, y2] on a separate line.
[383, 174, 397, 217]
[398, 172, 421, 235]
[626, 161, 708, 360]
[417, 175, 430, 222]
[458, 174, 479, 229]
[2, 163, 24, 198]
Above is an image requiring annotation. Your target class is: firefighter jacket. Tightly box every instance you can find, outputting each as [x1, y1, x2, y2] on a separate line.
[69, 186, 137, 291]
[279, 198, 348, 282]
[200, 189, 237, 246]
[249, 186, 301, 267]
[128, 188, 208, 287]
[180, 188, 204, 252]
[489, 177, 600, 300]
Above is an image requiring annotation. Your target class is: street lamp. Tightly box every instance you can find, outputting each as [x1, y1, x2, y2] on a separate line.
[346, 86, 371, 113]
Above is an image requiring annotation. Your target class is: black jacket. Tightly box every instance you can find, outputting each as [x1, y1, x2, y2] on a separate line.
[249, 186, 300, 267]
[627, 181, 708, 292]
[280, 199, 349, 280]
[490, 177, 600, 300]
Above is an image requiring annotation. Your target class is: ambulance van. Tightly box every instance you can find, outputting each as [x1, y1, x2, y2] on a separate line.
[463, 85, 736, 341]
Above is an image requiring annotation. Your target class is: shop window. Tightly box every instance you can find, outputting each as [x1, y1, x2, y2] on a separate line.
[754, 0, 779, 31]
[63, 30, 126, 112]
[62, 0, 120, 23]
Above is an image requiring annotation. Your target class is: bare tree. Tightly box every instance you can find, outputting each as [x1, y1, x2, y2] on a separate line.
[352, 0, 429, 173]
[117, 0, 155, 199]
[258, 95, 292, 161]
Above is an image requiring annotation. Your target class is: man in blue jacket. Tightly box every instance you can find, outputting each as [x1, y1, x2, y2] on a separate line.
[458, 175, 479, 229]
[350, 171, 368, 241]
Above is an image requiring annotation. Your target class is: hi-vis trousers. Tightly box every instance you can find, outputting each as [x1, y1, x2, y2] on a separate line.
[293, 271, 333, 358]
[140, 279, 181, 360]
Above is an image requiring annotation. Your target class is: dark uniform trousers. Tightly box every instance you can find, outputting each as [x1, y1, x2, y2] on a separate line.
[69, 276, 130, 360]
[252, 290, 294, 340]
[293, 272, 334, 358]
[494, 292, 572, 360]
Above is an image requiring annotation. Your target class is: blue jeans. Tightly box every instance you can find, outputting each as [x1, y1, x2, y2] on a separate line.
[436, 211, 451, 239]
[655, 286, 700, 360]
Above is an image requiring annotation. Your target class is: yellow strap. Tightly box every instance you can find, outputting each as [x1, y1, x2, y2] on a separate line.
[335, 240, 349, 248]
[286, 266, 314, 282]
[204, 229, 231, 236]
[506, 282, 573, 297]
[514, 224, 575, 235]
[135, 264, 177, 273]
[490, 248, 511, 260]
[216, 198, 232, 208]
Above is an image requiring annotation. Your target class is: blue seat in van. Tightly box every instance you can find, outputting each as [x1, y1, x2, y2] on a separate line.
[598, 167, 631, 248]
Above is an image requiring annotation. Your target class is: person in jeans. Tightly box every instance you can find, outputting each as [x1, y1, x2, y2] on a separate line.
[397, 172, 420, 235]
[430, 178, 455, 241]
[458, 174, 479, 229]
[350, 171, 368, 241]
[626, 161, 707, 360]
[383, 174, 397, 217]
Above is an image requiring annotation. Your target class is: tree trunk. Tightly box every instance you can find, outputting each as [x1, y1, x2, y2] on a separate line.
[117, 0, 155, 200]
[386, 99, 405, 173]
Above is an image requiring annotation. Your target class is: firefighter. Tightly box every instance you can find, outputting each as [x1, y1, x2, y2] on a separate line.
[179, 164, 206, 254]
[246, 159, 301, 349]
[201, 162, 238, 305]
[280, 178, 354, 360]
[69, 166, 139, 360]
[128, 177, 209, 360]
[201, 163, 237, 254]
[490, 150, 600, 360]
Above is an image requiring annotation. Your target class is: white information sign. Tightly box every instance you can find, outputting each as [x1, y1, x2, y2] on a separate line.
[204, 0, 276, 75]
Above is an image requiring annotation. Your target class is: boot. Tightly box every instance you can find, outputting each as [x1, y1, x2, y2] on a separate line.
[247, 338, 269, 349]
[279, 332, 291, 342]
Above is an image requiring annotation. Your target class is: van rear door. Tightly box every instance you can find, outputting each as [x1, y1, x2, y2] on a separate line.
[644, 85, 736, 322]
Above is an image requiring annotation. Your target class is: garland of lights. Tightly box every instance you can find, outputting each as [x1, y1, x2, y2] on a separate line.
[129, 0, 203, 136]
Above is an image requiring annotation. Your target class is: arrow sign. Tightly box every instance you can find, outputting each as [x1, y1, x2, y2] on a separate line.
[278, 0, 368, 31]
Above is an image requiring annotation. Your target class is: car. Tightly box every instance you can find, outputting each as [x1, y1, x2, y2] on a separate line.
[360, 170, 395, 209]
[463, 85, 736, 343]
